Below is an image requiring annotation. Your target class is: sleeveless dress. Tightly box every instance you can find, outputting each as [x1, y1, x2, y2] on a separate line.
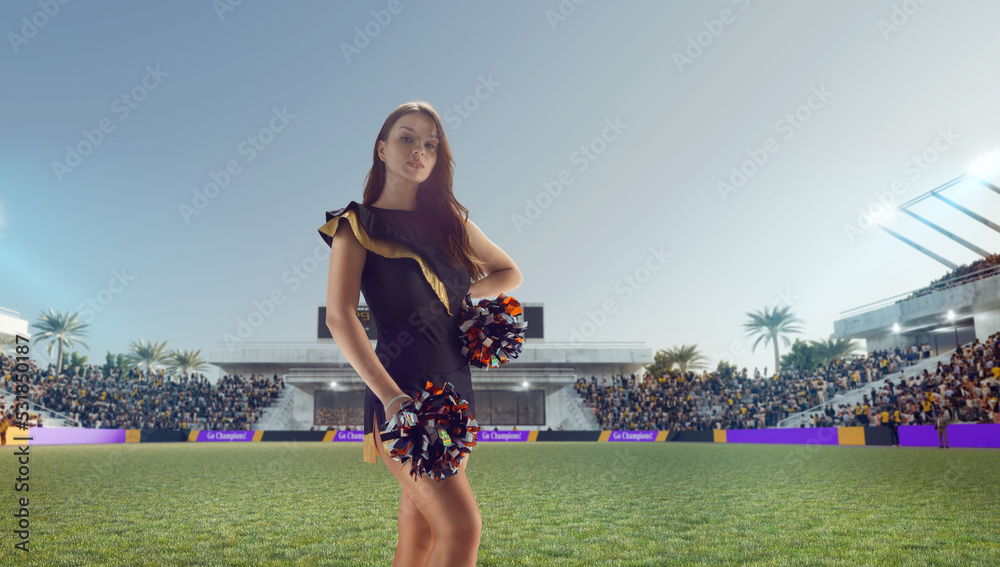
[318, 201, 475, 463]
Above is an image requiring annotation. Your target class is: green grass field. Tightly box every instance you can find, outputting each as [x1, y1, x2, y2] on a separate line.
[1, 441, 998, 566]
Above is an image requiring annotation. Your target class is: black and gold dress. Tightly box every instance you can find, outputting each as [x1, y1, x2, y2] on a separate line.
[318, 201, 475, 463]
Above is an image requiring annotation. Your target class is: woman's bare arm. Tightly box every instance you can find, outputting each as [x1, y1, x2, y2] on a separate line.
[325, 218, 406, 406]
[465, 218, 523, 298]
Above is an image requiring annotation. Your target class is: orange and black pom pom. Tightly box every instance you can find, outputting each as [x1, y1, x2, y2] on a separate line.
[459, 293, 527, 369]
[379, 381, 480, 482]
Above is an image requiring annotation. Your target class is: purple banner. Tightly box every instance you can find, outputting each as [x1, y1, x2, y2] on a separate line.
[608, 431, 658, 442]
[15, 428, 126, 445]
[196, 430, 255, 442]
[899, 425, 939, 447]
[947, 424, 1000, 448]
[726, 427, 840, 445]
[333, 430, 364, 442]
[478, 430, 529, 442]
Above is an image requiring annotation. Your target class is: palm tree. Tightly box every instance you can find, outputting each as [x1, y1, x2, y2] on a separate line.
[646, 349, 675, 378]
[665, 344, 708, 374]
[742, 305, 804, 377]
[126, 338, 171, 376]
[167, 348, 209, 377]
[32, 309, 90, 378]
[812, 338, 862, 364]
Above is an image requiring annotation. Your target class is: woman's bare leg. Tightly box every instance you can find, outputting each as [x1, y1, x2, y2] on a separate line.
[395, 490, 433, 567]
[375, 418, 480, 567]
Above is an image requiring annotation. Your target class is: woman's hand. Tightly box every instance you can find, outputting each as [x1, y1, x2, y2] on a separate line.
[464, 280, 489, 311]
[383, 391, 413, 420]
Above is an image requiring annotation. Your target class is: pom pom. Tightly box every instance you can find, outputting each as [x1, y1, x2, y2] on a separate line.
[379, 381, 480, 482]
[458, 293, 527, 369]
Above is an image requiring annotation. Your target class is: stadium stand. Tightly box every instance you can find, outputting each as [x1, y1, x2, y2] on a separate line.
[0, 353, 284, 430]
[899, 253, 1000, 302]
[789, 332, 1000, 429]
[576, 336, 998, 431]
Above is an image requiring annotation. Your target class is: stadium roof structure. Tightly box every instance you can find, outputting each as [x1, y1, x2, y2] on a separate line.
[208, 340, 653, 384]
[834, 166, 1000, 355]
[878, 172, 999, 269]
[832, 267, 999, 357]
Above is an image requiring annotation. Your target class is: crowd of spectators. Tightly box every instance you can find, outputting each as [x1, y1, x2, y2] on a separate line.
[901, 253, 1000, 302]
[0, 353, 284, 430]
[314, 406, 364, 428]
[574, 341, 942, 431]
[810, 332, 1000, 429]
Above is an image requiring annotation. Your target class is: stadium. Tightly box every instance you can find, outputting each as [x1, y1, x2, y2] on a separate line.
[3, 227, 999, 564]
[5, 3, 1000, 566]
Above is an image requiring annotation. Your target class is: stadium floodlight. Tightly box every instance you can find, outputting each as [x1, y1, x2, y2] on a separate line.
[329, 381, 337, 388]
[876, 207, 897, 226]
[892, 323, 900, 333]
[967, 150, 1000, 181]
[522, 381, 530, 388]
[946, 310, 956, 321]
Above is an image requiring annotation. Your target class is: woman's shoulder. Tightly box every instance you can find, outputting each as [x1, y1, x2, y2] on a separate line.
[322, 200, 364, 222]
[317, 200, 382, 248]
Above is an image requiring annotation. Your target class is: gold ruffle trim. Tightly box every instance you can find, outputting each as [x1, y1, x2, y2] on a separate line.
[318, 209, 452, 317]
[364, 414, 393, 463]
[363, 431, 377, 463]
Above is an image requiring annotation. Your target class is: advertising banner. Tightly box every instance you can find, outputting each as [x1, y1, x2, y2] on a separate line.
[196, 430, 255, 442]
[333, 430, 365, 442]
[12, 428, 126, 445]
[726, 427, 840, 445]
[608, 431, 658, 442]
[478, 430, 530, 442]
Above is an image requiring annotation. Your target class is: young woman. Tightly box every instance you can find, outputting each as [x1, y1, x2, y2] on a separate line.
[319, 101, 523, 567]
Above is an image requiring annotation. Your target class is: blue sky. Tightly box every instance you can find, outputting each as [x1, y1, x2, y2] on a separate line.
[3, 1, 1000, 378]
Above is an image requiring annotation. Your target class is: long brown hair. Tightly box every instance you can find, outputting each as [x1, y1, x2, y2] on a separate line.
[362, 101, 487, 281]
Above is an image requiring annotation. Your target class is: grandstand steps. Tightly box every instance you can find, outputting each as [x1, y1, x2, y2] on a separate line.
[0, 388, 77, 427]
[777, 350, 955, 428]
[551, 384, 601, 430]
[253, 385, 296, 430]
